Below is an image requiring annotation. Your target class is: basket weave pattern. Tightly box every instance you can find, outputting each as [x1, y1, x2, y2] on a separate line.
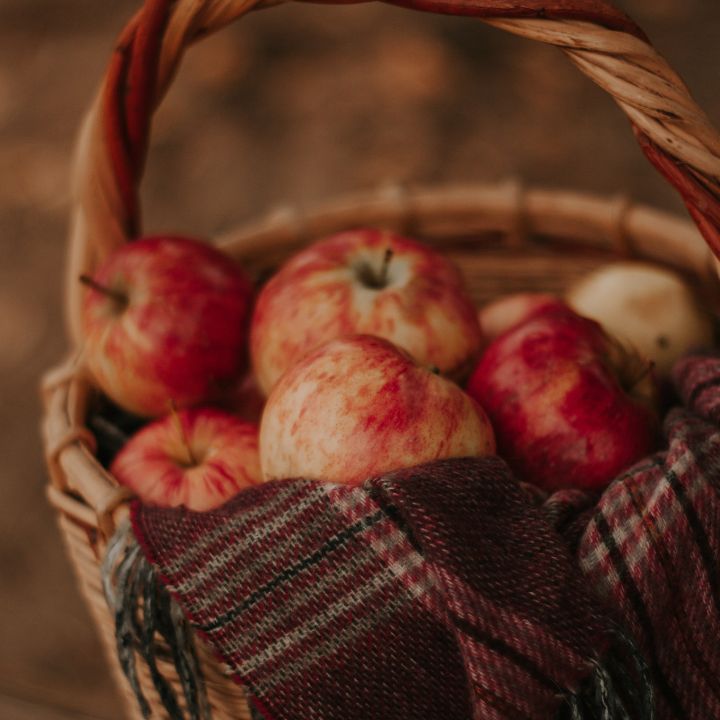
[42, 0, 720, 718]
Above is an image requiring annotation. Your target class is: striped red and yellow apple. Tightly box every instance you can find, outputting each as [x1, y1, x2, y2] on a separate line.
[111, 407, 262, 511]
[80, 235, 253, 417]
[84, 230, 681, 505]
[260, 334, 495, 486]
[250, 228, 482, 396]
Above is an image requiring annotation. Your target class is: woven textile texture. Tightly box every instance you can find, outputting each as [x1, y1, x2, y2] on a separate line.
[129, 353, 720, 719]
[578, 354, 720, 720]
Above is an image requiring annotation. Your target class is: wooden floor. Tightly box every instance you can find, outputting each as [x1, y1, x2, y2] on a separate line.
[1, 1, 718, 717]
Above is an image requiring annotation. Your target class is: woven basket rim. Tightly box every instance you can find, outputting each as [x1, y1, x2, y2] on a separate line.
[63, 0, 720, 348]
[43, 179, 719, 538]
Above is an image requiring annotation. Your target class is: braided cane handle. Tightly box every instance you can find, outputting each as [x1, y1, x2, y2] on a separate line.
[66, 0, 720, 342]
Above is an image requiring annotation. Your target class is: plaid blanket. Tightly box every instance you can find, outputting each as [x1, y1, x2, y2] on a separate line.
[115, 354, 720, 719]
[578, 354, 720, 720]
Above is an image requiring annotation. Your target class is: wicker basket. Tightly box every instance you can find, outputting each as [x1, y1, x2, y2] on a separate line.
[41, 1, 720, 718]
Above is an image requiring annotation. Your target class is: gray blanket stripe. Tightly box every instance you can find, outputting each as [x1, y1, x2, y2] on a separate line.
[169, 484, 331, 587]
[199, 510, 386, 633]
[247, 574, 436, 693]
[185, 489, 373, 610]
[165, 483, 312, 574]
[228, 524, 412, 650]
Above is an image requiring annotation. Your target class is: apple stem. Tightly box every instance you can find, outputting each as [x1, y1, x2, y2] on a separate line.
[379, 248, 393, 286]
[79, 274, 128, 308]
[169, 401, 197, 467]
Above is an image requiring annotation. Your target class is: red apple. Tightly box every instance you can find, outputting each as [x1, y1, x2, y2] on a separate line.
[260, 335, 495, 486]
[250, 228, 482, 396]
[478, 292, 565, 344]
[466, 306, 657, 492]
[81, 235, 253, 417]
[111, 408, 261, 511]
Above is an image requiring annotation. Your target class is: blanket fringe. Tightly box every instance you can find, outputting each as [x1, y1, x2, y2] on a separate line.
[103, 522, 654, 720]
[561, 627, 654, 720]
[102, 521, 211, 720]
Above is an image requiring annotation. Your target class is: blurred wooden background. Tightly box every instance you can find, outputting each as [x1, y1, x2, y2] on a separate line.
[1, 0, 718, 716]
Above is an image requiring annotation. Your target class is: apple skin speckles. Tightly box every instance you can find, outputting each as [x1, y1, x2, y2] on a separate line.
[260, 335, 495, 486]
[81, 235, 253, 418]
[111, 407, 261, 512]
[467, 306, 658, 492]
[249, 228, 482, 397]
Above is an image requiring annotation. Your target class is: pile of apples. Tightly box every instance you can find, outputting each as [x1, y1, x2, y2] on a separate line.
[80, 229, 715, 511]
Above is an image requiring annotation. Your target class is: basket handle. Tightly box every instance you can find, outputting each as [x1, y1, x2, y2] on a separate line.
[66, 0, 720, 342]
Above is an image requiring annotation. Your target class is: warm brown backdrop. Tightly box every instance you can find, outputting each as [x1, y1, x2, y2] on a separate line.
[2, 0, 719, 717]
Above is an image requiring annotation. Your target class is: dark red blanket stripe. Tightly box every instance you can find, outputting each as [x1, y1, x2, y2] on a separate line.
[131, 457, 629, 719]
[132, 478, 477, 719]
[375, 457, 611, 670]
[674, 354, 720, 425]
[665, 466, 720, 619]
[577, 356, 720, 719]
[124, 353, 720, 719]
[591, 503, 685, 719]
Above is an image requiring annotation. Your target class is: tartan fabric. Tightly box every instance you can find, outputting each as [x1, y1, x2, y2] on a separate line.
[129, 353, 720, 719]
[132, 459, 618, 720]
[578, 353, 720, 720]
